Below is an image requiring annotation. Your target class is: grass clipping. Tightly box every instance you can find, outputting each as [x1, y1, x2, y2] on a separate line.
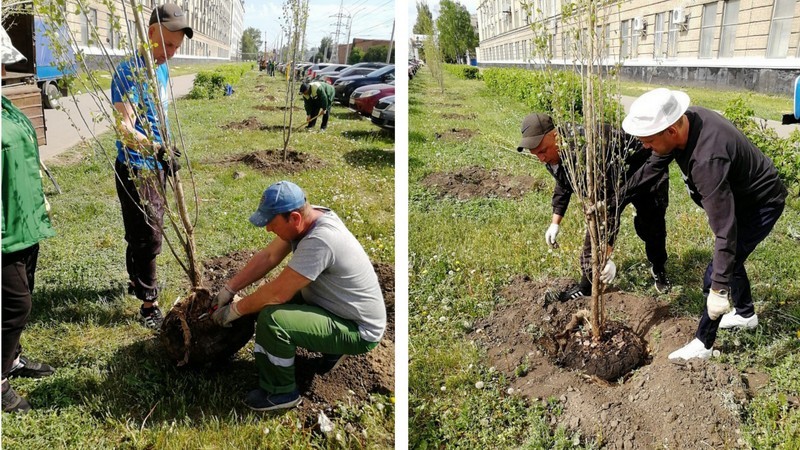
[160, 289, 256, 366]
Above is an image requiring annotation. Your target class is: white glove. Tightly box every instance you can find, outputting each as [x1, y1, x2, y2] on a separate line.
[545, 223, 560, 247]
[599, 259, 616, 284]
[212, 296, 243, 327]
[707, 289, 731, 320]
[214, 285, 237, 308]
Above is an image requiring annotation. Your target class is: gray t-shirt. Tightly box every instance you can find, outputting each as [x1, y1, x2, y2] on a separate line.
[288, 207, 386, 342]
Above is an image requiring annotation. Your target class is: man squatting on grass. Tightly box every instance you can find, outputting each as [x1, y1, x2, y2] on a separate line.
[2, 26, 57, 413]
[211, 181, 386, 411]
[517, 113, 672, 299]
[622, 88, 787, 361]
[299, 81, 335, 131]
[111, 3, 191, 330]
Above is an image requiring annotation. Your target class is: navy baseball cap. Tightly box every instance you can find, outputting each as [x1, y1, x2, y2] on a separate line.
[249, 181, 307, 227]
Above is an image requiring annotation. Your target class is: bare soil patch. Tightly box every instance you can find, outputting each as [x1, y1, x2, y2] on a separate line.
[265, 95, 276, 101]
[473, 276, 754, 449]
[222, 117, 264, 131]
[184, 252, 394, 421]
[232, 149, 324, 174]
[421, 166, 545, 200]
[252, 105, 298, 112]
[441, 113, 477, 120]
[434, 128, 477, 140]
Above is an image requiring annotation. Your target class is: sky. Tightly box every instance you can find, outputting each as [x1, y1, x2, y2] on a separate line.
[243, 0, 397, 51]
[407, 0, 477, 35]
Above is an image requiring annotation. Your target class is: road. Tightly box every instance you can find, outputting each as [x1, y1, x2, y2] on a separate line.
[40, 74, 196, 161]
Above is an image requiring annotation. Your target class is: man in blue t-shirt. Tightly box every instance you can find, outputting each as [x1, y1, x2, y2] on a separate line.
[110, 3, 192, 330]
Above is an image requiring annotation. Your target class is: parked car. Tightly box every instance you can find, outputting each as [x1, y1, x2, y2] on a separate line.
[312, 64, 350, 80]
[334, 65, 395, 105]
[305, 63, 333, 80]
[293, 63, 313, 80]
[321, 66, 375, 85]
[349, 83, 395, 116]
[370, 95, 395, 130]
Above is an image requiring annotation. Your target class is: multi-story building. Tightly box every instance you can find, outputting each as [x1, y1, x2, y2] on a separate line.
[476, 0, 800, 94]
[63, 0, 243, 62]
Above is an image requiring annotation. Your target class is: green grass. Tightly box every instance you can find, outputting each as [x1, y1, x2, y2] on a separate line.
[409, 68, 800, 448]
[3, 65, 394, 449]
[74, 61, 243, 91]
[618, 80, 793, 122]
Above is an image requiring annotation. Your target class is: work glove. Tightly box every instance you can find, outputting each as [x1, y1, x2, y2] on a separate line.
[599, 259, 617, 284]
[707, 289, 731, 321]
[214, 285, 237, 308]
[156, 144, 182, 176]
[212, 296, 242, 327]
[545, 223, 560, 247]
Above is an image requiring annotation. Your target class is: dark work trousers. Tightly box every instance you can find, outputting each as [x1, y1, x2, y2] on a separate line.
[2, 244, 39, 378]
[579, 182, 669, 287]
[307, 105, 331, 130]
[114, 160, 165, 303]
[695, 201, 785, 348]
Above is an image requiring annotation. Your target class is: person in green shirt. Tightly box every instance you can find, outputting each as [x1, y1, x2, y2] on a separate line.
[299, 81, 335, 131]
[1, 26, 57, 413]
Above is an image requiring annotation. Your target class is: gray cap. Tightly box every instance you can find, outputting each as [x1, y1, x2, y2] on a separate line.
[517, 113, 554, 151]
[150, 3, 194, 39]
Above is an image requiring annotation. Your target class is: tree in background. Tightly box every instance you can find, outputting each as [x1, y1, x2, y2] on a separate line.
[315, 36, 333, 62]
[362, 45, 394, 63]
[413, 2, 433, 35]
[347, 47, 363, 64]
[240, 27, 262, 61]
[437, 0, 477, 64]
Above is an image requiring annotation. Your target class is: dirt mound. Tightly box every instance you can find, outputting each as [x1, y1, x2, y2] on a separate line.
[254, 105, 276, 111]
[222, 117, 264, 130]
[473, 276, 751, 449]
[235, 150, 324, 174]
[421, 166, 544, 200]
[266, 95, 276, 101]
[198, 252, 394, 420]
[434, 128, 477, 140]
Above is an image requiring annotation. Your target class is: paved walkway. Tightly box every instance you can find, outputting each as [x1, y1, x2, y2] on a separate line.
[40, 74, 195, 161]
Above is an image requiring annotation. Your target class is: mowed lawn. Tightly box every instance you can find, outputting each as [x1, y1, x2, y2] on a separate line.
[3, 66, 395, 449]
[408, 68, 800, 448]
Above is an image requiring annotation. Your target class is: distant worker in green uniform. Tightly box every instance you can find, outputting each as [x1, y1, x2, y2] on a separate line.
[299, 81, 335, 131]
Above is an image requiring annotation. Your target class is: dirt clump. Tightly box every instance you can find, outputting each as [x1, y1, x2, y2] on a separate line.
[421, 166, 544, 200]
[434, 128, 477, 140]
[266, 95, 276, 101]
[234, 150, 324, 174]
[254, 105, 277, 111]
[222, 117, 264, 131]
[441, 113, 477, 120]
[473, 276, 750, 449]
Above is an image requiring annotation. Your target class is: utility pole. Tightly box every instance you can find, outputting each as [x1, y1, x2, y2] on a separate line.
[263, 30, 267, 62]
[343, 15, 353, 64]
[386, 20, 395, 63]
[329, 0, 347, 63]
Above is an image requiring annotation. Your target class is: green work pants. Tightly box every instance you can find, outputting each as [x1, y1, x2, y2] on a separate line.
[254, 302, 379, 394]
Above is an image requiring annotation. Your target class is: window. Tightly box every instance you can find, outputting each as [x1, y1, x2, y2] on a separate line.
[718, 0, 740, 57]
[766, 0, 795, 58]
[667, 11, 680, 57]
[653, 12, 665, 59]
[108, 13, 116, 49]
[699, 2, 718, 58]
[562, 32, 571, 60]
[620, 20, 630, 58]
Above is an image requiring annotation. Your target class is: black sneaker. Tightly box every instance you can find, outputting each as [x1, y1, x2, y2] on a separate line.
[318, 354, 346, 374]
[558, 284, 590, 302]
[651, 267, 671, 294]
[8, 356, 55, 378]
[243, 388, 301, 411]
[2, 380, 31, 413]
[140, 305, 164, 330]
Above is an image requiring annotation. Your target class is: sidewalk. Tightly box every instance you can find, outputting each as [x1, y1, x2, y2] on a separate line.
[40, 74, 196, 161]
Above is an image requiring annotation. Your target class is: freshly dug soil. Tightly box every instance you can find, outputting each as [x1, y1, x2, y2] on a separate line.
[176, 251, 394, 419]
[555, 319, 647, 381]
[473, 276, 754, 449]
[234, 150, 324, 174]
[441, 113, 477, 120]
[421, 166, 545, 200]
[434, 128, 477, 140]
[222, 117, 264, 130]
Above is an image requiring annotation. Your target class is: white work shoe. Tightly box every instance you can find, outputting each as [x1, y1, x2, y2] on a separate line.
[719, 310, 758, 329]
[668, 338, 713, 361]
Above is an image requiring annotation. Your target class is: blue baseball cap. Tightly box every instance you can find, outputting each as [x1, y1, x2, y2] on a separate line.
[249, 181, 307, 227]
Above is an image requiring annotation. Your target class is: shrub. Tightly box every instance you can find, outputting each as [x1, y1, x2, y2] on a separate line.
[724, 96, 800, 191]
[187, 63, 249, 99]
[444, 64, 481, 80]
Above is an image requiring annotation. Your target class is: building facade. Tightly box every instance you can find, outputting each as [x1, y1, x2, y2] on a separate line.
[63, 0, 243, 62]
[476, 0, 800, 94]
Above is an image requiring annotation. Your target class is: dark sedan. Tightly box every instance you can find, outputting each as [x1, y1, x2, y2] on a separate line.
[333, 65, 395, 105]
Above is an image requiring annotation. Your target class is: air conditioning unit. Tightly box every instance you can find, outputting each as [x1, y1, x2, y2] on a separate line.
[632, 16, 645, 31]
[671, 7, 686, 25]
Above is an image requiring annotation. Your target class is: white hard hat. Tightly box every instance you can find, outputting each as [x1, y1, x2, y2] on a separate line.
[622, 88, 690, 137]
[0, 26, 26, 65]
